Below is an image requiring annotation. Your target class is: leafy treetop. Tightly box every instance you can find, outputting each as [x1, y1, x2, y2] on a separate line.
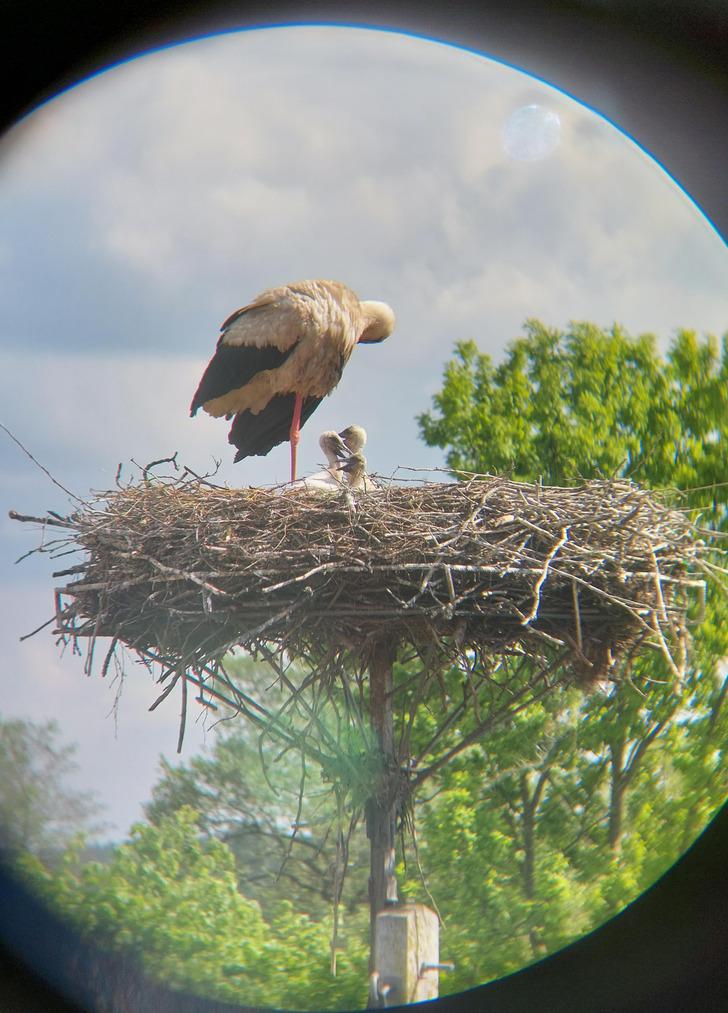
[418, 321, 728, 518]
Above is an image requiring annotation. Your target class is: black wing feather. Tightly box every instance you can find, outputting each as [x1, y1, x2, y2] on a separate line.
[228, 394, 323, 462]
[190, 341, 297, 416]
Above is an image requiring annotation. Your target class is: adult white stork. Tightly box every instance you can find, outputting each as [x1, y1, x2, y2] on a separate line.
[190, 280, 395, 481]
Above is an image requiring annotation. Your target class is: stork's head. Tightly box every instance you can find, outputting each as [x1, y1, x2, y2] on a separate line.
[358, 300, 395, 344]
[339, 425, 367, 453]
[342, 451, 368, 489]
[319, 430, 349, 463]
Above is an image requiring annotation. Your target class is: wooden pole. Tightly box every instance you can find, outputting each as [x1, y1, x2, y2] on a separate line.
[366, 639, 398, 978]
[365, 644, 448, 1007]
[372, 903, 441, 1005]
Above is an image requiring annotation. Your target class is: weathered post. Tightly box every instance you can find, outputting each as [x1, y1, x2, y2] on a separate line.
[366, 638, 398, 972]
[371, 903, 442, 1006]
[365, 641, 446, 1006]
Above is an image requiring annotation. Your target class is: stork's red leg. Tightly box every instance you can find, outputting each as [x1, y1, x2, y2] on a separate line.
[289, 392, 303, 482]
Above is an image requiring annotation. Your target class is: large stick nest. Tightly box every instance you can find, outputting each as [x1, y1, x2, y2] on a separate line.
[14, 471, 707, 688]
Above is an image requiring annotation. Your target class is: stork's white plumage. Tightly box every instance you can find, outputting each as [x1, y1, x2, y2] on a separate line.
[190, 280, 395, 481]
[287, 431, 349, 493]
[320, 430, 350, 467]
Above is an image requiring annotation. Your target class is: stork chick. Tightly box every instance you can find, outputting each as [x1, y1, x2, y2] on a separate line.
[338, 424, 367, 455]
[287, 431, 350, 493]
[342, 451, 374, 491]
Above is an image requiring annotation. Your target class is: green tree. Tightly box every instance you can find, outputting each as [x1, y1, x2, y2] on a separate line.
[411, 321, 727, 991]
[0, 714, 102, 861]
[396, 687, 589, 991]
[419, 322, 728, 506]
[20, 807, 369, 1011]
[387, 638, 727, 996]
[145, 700, 371, 923]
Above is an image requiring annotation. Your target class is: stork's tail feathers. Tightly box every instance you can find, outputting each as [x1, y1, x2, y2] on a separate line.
[228, 394, 323, 462]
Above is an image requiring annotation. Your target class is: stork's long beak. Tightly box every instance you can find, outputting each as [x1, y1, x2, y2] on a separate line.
[358, 333, 388, 344]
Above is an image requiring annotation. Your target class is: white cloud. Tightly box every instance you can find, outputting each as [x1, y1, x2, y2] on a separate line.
[3, 25, 725, 359]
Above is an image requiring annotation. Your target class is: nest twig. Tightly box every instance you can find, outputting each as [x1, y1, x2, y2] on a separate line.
[11, 470, 708, 693]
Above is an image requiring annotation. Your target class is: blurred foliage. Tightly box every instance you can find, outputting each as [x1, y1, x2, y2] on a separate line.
[397, 656, 727, 994]
[144, 666, 373, 925]
[0, 714, 102, 862]
[19, 807, 369, 1011]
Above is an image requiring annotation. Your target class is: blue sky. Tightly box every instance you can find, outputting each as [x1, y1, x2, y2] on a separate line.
[1, 25, 727, 838]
